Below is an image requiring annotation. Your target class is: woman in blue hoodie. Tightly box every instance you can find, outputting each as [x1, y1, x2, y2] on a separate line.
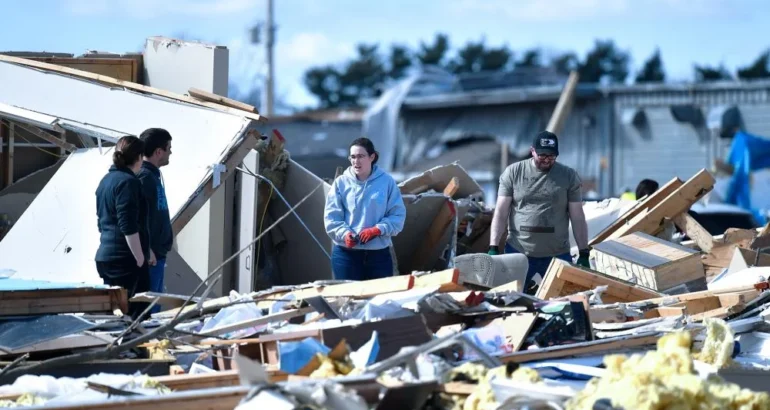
[324, 138, 406, 281]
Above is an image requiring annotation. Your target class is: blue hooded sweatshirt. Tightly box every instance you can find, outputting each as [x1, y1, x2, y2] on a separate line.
[324, 165, 406, 250]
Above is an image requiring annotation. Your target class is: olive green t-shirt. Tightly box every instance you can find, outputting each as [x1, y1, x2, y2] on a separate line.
[498, 159, 582, 257]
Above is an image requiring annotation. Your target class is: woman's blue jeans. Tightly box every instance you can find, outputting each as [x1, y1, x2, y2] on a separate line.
[331, 245, 394, 281]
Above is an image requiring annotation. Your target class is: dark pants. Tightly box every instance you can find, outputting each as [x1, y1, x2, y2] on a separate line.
[148, 258, 166, 314]
[331, 245, 394, 281]
[504, 244, 572, 294]
[96, 258, 151, 320]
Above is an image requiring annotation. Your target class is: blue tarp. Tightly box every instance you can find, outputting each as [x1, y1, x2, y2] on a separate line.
[725, 130, 770, 225]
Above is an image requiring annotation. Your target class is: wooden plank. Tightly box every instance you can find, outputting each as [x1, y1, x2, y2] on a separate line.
[189, 87, 258, 113]
[172, 131, 260, 234]
[411, 199, 456, 270]
[153, 370, 242, 391]
[750, 221, 770, 250]
[536, 258, 662, 304]
[442, 177, 460, 197]
[609, 169, 715, 240]
[14, 122, 77, 152]
[546, 71, 579, 135]
[0, 54, 266, 123]
[413, 268, 465, 293]
[4, 121, 13, 186]
[25, 57, 139, 82]
[589, 177, 683, 246]
[291, 275, 415, 300]
[672, 213, 714, 253]
[501, 333, 660, 364]
[490, 280, 522, 293]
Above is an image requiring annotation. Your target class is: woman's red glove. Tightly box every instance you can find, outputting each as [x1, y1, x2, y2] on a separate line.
[358, 227, 381, 244]
[344, 232, 357, 248]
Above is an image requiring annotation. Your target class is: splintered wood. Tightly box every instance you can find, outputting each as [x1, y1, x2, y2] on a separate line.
[605, 170, 715, 241]
[592, 232, 706, 291]
[536, 258, 661, 304]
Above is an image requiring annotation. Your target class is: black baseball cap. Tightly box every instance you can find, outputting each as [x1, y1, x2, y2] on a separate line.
[533, 131, 559, 156]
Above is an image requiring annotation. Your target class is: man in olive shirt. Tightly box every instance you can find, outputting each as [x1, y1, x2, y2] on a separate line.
[488, 131, 590, 293]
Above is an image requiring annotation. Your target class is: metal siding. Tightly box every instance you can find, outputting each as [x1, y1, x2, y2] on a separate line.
[616, 107, 708, 193]
[739, 103, 770, 137]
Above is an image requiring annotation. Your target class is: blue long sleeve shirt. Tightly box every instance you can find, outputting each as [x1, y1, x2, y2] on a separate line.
[324, 165, 406, 250]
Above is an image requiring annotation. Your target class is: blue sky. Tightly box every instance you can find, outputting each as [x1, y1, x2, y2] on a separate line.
[2, 0, 769, 111]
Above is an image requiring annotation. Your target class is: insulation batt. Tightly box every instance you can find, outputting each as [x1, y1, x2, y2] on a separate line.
[566, 320, 770, 410]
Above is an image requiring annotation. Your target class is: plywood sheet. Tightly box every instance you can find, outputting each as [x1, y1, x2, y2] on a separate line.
[0, 62, 255, 284]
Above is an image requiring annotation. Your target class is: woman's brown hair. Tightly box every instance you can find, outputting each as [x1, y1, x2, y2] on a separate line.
[113, 136, 145, 169]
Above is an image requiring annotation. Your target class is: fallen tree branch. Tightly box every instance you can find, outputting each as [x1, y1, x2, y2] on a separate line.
[1, 182, 325, 381]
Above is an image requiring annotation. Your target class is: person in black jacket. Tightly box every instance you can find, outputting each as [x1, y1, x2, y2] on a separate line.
[95, 136, 151, 318]
[137, 128, 173, 313]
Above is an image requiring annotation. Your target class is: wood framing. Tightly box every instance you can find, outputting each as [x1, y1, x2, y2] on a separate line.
[413, 268, 465, 293]
[24, 57, 139, 83]
[592, 231, 705, 291]
[0, 286, 127, 316]
[589, 177, 683, 246]
[442, 177, 460, 197]
[189, 87, 258, 113]
[546, 71, 579, 135]
[14, 122, 77, 152]
[0, 54, 266, 123]
[672, 212, 714, 253]
[536, 258, 662, 304]
[171, 130, 260, 234]
[608, 169, 715, 240]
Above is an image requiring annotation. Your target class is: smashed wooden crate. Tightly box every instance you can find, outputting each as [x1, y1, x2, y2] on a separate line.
[592, 231, 706, 292]
[589, 169, 715, 244]
[535, 258, 662, 304]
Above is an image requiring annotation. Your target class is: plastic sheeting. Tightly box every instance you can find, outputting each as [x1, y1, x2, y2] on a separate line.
[724, 130, 770, 225]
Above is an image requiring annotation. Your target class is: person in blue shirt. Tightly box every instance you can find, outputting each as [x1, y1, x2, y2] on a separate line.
[137, 128, 173, 314]
[324, 138, 406, 281]
[95, 135, 151, 319]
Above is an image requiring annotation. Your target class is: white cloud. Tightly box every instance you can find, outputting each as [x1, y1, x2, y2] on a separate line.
[448, 0, 736, 21]
[64, 0, 260, 19]
[227, 31, 355, 108]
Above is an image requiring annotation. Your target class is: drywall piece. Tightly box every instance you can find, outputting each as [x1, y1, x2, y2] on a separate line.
[236, 150, 259, 293]
[0, 160, 63, 223]
[0, 61, 248, 142]
[392, 194, 469, 274]
[270, 160, 333, 285]
[397, 163, 483, 199]
[0, 144, 237, 284]
[143, 37, 228, 97]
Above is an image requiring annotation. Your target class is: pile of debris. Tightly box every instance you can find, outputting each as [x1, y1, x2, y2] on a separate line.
[2, 164, 770, 409]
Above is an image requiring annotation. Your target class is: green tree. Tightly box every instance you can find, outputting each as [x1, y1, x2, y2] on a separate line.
[303, 65, 345, 108]
[736, 50, 770, 80]
[388, 44, 413, 79]
[694, 64, 732, 82]
[417, 33, 450, 67]
[516, 49, 543, 68]
[450, 40, 486, 73]
[578, 39, 630, 84]
[339, 43, 387, 101]
[481, 45, 512, 71]
[550, 52, 580, 75]
[635, 48, 666, 83]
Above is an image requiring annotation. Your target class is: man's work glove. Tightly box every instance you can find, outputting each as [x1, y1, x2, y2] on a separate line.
[358, 227, 381, 244]
[488, 245, 499, 256]
[344, 232, 358, 248]
[577, 249, 591, 268]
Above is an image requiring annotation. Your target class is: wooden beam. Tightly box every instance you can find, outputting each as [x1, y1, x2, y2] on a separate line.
[410, 199, 457, 270]
[672, 212, 714, 253]
[15, 123, 77, 152]
[546, 70, 579, 135]
[750, 221, 770, 250]
[589, 176, 683, 246]
[189, 87, 258, 113]
[3, 121, 13, 187]
[171, 131, 260, 234]
[442, 177, 460, 197]
[0, 54, 267, 123]
[608, 169, 714, 240]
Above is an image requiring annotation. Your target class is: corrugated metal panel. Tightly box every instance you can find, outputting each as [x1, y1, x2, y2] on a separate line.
[614, 88, 770, 108]
[615, 107, 709, 193]
[739, 103, 770, 137]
